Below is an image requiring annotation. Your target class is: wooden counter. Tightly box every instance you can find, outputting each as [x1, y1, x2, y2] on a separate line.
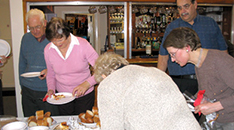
[127, 57, 158, 67]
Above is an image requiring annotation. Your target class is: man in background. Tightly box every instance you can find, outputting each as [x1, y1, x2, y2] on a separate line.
[19, 9, 59, 117]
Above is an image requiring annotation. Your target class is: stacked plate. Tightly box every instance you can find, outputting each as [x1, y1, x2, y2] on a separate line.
[0, 39, 11, 58]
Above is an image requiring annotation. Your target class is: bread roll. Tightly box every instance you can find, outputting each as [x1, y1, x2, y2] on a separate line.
[44, 117, 53, 126]
[78, 113, 85, 119]
[80, 118, 87, 123]
[80, 113, 87, 123]
[36, 110, 44, 120]
[44, 111, 51, 117]
[96, 121, 101, 127]
[59, 122, 69, 130]
[37, 119, 48, 126]
[93, 115, 100, 123]
[92, 106, 98, 115]
[85, 110, 94, 119]
[86, 117, 94, 123]
[28, 115, 36, 122]
[28, 120, 37, 127]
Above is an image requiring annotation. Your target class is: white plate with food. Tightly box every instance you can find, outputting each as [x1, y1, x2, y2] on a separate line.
[20, 72, 41, 78]
[52, 122, 70, 130]
[0, 39, 11, 57]
[80, 122, 97, 128]
[47, 92, 75, 105]
[78, 116, 97, 128]
[29, 126, 49, 130]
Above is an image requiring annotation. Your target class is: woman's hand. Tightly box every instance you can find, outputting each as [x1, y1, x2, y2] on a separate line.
[0, 56, 7, 64]
[39, 69, 47, 80]
[47, 89, 55, 97]
[72, 81, 90, 97]
[194, 101, 224, 115]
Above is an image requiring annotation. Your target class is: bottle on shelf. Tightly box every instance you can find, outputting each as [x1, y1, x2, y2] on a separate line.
[152, 37, 157, 49]
[146, 37, 152, 55]
[141, 37, 146, 49]
[136, 37, 141, 49]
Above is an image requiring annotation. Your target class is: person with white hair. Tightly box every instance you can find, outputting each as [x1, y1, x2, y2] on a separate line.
[94, 52, 201, 130]
[19, 8, 59, 117]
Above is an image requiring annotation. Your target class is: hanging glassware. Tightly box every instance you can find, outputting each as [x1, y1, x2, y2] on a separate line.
[88, 6, 97, 14]
[99, 6, 107, 14]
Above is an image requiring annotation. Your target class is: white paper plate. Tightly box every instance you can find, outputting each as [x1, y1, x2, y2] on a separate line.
[1, 121, 27, 130]
[47, 92, 75, 105]
[0, 39, 11, 57]
[80, 122, 97, 128]
[51, 122, 70, 130]
[20, 72, 41, 78]
[77, 118, 97, 128]
[29, 126, 49, 130]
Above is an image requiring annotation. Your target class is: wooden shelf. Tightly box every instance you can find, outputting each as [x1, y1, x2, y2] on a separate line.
[132, 48, 159, 52]
[134, 32, 164, 37]
[110, 22, 123, 24]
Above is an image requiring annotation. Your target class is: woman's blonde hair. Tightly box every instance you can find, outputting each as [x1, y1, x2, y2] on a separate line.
[94, 52, 129, 83]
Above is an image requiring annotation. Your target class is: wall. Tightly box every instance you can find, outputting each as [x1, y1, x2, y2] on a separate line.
[0, 0, 15, 88]
[9, 0, 24, 117]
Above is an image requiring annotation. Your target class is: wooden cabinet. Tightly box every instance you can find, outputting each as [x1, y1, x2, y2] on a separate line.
[106, 6, 125, 56]
[131, 5, 177, 58]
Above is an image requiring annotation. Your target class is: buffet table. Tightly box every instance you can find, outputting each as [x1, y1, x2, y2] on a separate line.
[1, 115, 99, 129]
[17, 115, 77, 124]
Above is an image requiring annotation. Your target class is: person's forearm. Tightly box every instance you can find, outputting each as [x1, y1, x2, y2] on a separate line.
[213, 101, 224, 112]
[157, 54, 169, 72]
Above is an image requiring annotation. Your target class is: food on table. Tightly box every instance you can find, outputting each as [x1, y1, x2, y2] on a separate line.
[54, 122, 69, 130]
[78, 106, 101, 127]
[53, 94, 65, 100]
[36, 110, 44, 120]
[96, 121, 101, 128]
[28, 110, 54, 127]
[93, 115, 100, 123]
[85, 110, 94, 119]
[92, 106, 98, 115]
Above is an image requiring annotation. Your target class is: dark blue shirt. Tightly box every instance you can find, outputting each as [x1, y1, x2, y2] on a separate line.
[159, 14, 227, 75]
[19, 33, 49, 91]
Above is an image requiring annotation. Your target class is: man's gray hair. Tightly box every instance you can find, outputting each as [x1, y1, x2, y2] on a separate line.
[26, 8, 45, 24]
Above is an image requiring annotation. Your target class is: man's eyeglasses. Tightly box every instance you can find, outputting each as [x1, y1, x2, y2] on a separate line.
[28, 25, 42, 31]
[177, 3, 192, 10]
[170, 49, 179, 58]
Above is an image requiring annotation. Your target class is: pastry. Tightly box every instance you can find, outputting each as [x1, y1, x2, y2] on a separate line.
[93, 115, 100, 123]
[85, 110, 94, 119]
[36, 110, 44, 120]
[92, 106, 98, 115]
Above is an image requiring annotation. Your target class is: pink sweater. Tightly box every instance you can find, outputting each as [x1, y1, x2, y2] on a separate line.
[44, 36, 98, 97]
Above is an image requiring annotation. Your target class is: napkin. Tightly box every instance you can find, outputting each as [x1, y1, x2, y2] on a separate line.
[193, 90, 206, 115]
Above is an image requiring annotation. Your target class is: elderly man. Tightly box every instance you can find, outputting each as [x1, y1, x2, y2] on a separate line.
[19, 9, 59, 117]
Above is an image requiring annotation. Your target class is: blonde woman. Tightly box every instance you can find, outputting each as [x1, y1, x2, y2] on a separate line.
[94, 52, 201, 130]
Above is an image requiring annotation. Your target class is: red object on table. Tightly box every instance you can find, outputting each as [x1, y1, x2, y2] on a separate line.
[43, 95, 49, 102]
[193, 90, 206, 115]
